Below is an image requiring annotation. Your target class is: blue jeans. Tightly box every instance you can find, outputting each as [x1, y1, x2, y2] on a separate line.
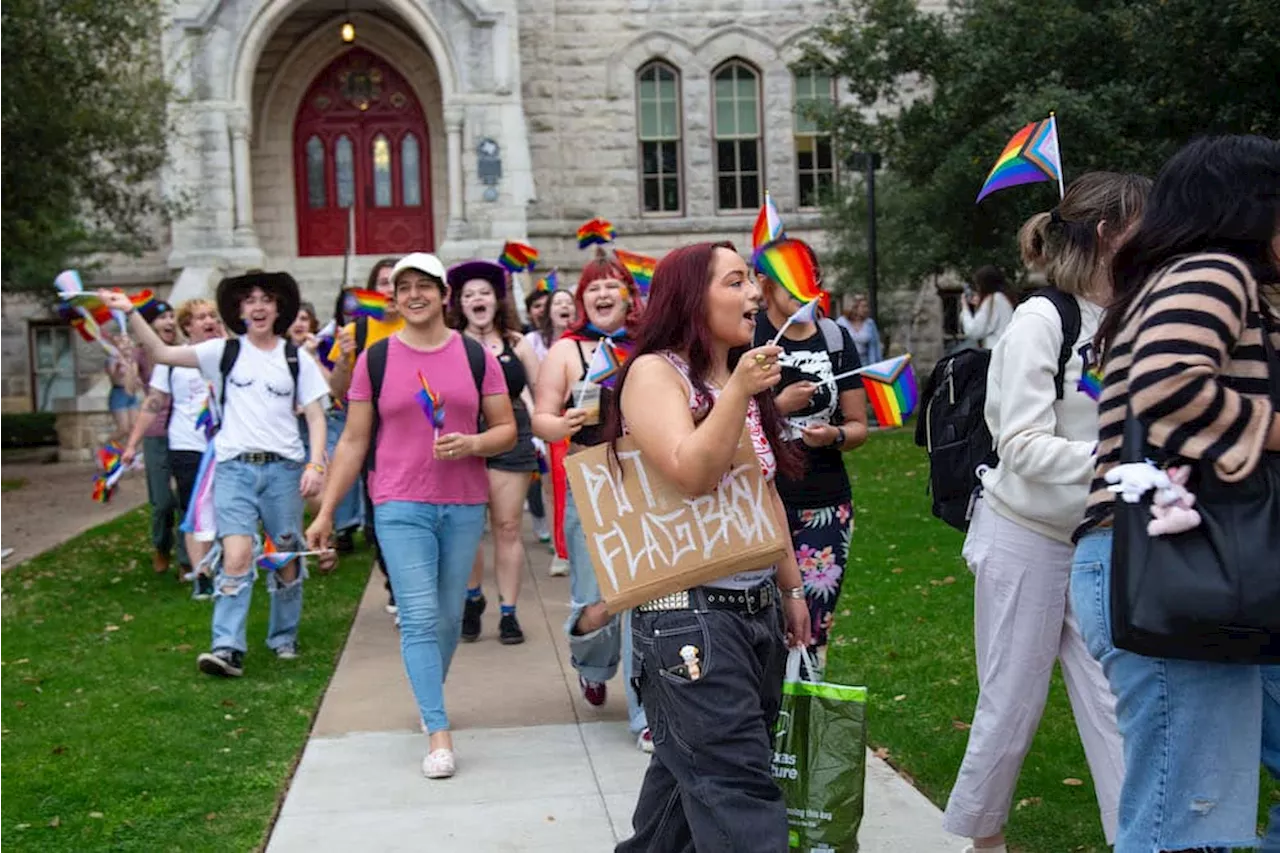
[325, 409, 365, 532]
[1072, 529, 1280, 851]
[211, 459, 306, 654]
[564, 488, 647, 733]
[374, 501, 486, 733]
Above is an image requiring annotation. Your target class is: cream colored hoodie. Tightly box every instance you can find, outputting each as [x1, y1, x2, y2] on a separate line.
[978, 293, 1103, 544]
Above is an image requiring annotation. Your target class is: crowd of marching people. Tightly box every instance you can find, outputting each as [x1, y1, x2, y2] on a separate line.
[78, 132, 1280, 852]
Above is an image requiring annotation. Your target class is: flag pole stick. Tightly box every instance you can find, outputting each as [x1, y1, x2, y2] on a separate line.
[1051, 111, 1065, 200]
[768, 318, 795, 347]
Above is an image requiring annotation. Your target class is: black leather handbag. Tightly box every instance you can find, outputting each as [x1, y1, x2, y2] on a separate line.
[1110, 313, 1280, 664]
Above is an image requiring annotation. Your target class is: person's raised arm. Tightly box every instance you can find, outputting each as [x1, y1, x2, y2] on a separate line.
[532, 339, 586, 443]
[620, 345, 782, 496]
[99, 291, 199, 368]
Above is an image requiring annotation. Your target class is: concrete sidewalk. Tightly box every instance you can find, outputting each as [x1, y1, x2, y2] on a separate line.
[267, 524, 963, 852]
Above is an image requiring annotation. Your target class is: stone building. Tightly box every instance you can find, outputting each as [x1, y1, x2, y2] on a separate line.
[2, 0, 955, 430]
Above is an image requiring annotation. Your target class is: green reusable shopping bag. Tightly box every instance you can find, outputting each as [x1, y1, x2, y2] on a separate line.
[772, 649, 868, 852]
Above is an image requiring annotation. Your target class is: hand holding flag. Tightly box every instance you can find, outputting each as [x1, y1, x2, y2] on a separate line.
[415, 371, 446, 439]
[827, 355, 919, 428]
[257, 537, 334, 571]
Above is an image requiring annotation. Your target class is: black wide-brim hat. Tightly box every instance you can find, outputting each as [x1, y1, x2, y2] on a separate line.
[216, 271, 301, 337]
[446, 260, 508, 307]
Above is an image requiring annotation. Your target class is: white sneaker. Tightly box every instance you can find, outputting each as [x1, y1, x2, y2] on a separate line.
[962, 845, 1007, 853]
[423, 748, 455, 779]
[636, 728, 655, 753]
[549, 556, 569, 577]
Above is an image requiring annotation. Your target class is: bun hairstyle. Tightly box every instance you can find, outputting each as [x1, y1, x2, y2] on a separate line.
[1017, 171, 1151, 297]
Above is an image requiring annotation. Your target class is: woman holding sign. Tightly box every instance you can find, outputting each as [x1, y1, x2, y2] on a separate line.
[532, 251, 651, 748]
[606, 241, 810, 853]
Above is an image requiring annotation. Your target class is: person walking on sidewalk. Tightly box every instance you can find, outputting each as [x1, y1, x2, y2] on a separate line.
[526, 288, 577, 566]
[123, 298, 225, 599]
[126, 298, 190, 576]
[103, 272, 329, 678]
[307, 253, 516, 780]
[942, 172, 1151, 853]
[448, 259, 542, 646]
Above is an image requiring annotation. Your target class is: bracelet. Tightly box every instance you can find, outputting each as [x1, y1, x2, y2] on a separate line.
[830, 427, 846, 449]
[781, 586, 806, 600]
[306, 462, 326, 474]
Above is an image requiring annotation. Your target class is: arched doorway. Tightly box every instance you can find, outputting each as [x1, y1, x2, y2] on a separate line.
[294, 48, 433, 256]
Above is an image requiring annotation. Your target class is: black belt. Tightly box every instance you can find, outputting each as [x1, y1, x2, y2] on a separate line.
[636, 582, 775, 615]
[235, 452, 288, 464]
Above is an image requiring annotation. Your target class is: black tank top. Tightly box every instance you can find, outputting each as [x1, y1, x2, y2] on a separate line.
[563, 340, 611, 447]
[495, 337, 527, 400]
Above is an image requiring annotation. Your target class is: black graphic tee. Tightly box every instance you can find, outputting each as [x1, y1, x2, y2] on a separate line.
[754, 312, 862, 508]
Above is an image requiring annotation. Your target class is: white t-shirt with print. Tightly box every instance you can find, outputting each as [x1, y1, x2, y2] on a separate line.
[150, 364, 211, 453]
[193, 337, 329, 463]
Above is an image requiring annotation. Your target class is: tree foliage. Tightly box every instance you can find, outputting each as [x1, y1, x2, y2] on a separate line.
[1, 0, 179, 295]
[802, 0, 1280, 289]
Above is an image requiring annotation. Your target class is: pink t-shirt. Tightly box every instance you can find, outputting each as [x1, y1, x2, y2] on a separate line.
[349, 333, 508, 506]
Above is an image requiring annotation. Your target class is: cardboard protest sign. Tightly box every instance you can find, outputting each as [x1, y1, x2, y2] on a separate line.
[564, 432, 790, 612]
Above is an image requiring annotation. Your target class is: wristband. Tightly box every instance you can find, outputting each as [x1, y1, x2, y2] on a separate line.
[781, 586, 806, 600]
[306, 462, 326, 474]
[830, 426, 846, 449]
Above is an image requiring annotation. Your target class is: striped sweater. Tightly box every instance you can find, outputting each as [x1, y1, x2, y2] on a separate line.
[1077, 252, 1280, 540]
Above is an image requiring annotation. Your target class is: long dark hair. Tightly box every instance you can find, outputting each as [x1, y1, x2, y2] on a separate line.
[1097, 135, 1280, 355]
[539, 290, 575, 348]
[447, 279, 522, 346]
[603, 241, 803, 481]
[365, 257, 398, 292]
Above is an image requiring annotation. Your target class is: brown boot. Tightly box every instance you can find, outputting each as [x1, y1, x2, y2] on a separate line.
[152, 551, 171, 574]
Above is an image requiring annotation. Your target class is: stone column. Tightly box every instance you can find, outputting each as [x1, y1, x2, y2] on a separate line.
[228, 108, 258, 248]
[445, 106, 466, 238]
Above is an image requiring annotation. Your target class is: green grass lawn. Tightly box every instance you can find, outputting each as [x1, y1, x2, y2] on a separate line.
[828, 430, 1278, 852]
[1, 509, 371, 851]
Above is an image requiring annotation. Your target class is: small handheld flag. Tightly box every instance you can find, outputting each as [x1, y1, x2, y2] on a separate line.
[976, 115, 1064, 203]
[842, 355, 918, 428]
[534, 271, 558, 293]
[584, 339, 628, 388]
[613, 249, 655, 296]
[415, 372, 446, 430]
[180, 444, 218, 541]
[342, 289, 390, 321]
[499, 241, 540, 273]
[751, 191, 786, 250]
[769, 298, 820, 346]
[1078, 366, 1104, 401]
[256, 537, 332, 572]
[194, 384, 220, 439]
[753, 238, 822, 305]
[577, 218, 616, 249]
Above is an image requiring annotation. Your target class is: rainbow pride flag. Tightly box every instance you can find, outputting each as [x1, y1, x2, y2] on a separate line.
[585, 339, 629, 388]
[194, 384, 219, 438]
[577, 218, 616, 249]
[613, 249, 655, 296]
[751, 191, 786, 250]
[753, 238, 822, 305]
[342, 289, 390, 321]
[415, 371, 446, 429]
[534, 271, 558, 293]
[180, 443, 217, 541]
[860, 355, 919, 428]
[976, 115, 1063, 203]
[499, 240, 540, 272]
[255, 537, 319, 572]
[1078, 366, 1104, 401]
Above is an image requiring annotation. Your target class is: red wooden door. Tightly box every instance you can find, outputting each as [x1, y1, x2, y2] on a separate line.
[294, 49, 432, 256]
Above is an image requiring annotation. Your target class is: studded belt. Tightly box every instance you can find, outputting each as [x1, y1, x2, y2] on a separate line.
[235, 452, 288, 464]
[637, 582, 775, 615]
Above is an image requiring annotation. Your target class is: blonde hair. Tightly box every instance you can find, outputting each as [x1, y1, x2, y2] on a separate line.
[176, 299, 216, 335]
[1018, 171, 1152, 297]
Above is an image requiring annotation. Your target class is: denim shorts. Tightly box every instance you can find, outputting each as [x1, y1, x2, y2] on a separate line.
[1072, 529, 1280, 851]
[213, 458, 304, 542]
[108, 386, 138, 411]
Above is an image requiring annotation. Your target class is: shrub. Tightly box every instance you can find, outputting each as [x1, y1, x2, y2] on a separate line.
[1, 412, 59, 448]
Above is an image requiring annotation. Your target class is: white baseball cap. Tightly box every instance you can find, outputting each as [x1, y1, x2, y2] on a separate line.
[391, 252, 447, 284]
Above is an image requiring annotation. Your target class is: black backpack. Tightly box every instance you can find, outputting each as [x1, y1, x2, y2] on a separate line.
[364, 334, 488, 471]
[914, 287, 1081, 532]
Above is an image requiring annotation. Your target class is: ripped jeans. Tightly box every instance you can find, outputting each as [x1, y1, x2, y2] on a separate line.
[1072, 530, 1280, 851]
[211, 459, 307, 654]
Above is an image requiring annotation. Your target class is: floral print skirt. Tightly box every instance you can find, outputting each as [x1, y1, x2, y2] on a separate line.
[785, 501, 853, 649]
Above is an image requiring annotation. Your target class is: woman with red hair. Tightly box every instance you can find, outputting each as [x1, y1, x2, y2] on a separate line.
[607, 241, 811, 851]
[532, 250, 650, 748]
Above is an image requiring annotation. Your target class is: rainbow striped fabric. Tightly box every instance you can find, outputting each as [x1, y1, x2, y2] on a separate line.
[255, 537, 312, 572]
[577, 218, 616, 249]
[534, 271, 558, 293]
[180, 443, 217, 540]
[859, 355, 919, 428]
[753, 238, 822, 305]
[585, 339, 629, 388]
[1077, 366, 1104, 401]
[342, 289, 390, 321]
[613, 249, 655, 295]
[976, 115, 1063, 203]
[751, 191, 786, 250]
[415, 371, 446, 429]
[499, 240, 540, 272]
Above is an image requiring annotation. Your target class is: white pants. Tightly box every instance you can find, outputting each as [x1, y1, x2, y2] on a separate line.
[941, 500, 1123, 842]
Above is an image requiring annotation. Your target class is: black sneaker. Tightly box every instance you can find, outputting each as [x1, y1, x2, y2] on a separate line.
[461, 594, 486, 642]
[193, 574, 214, 601]
[197, 648, 244, 678]
[499, 613, 525, 645]
[335, 529, 355, 554]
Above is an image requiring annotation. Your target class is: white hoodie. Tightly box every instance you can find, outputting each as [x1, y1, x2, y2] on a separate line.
[978, 293, 1102, 544]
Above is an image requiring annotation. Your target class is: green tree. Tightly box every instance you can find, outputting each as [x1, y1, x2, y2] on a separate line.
[802, 0, 1280, 286]
[2, 0, 180, 295]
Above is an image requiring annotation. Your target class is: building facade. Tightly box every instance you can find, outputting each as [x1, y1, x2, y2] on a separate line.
[2, 0, 953, 420]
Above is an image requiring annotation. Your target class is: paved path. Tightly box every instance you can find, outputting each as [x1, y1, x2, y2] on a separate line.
[1, 460, 148, 568]
[267, 525, 965, 852]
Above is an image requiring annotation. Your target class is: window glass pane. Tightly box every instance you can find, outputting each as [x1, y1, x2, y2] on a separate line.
[305, 136, 326, 209]
[658, 75, 676, 102]
[715, 72, 735, 101]
[372, 134, 392, 207]
[640, 100, 658, 139]
[740, 174, 759, 208]
[715, 97, 736, 137]
[739, 139, 758, 173]
[658, 98, 677, 138]
[639, 73, 656, 102]
[32, 327, 76, 412]
[662, 177, 679, 212]
[799, 173, 816, 209]
[642, 141, 658, 176]
[335, 135, 354, 209]
[660, 141, 678, 175]
[401, 134, 421, 207]
[716, 140, 736, 172]
[817, 137, 834, 170]
[739, 94, 758, 136]
[718, 175, 738, 210]
[643, 178, 660, 212]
